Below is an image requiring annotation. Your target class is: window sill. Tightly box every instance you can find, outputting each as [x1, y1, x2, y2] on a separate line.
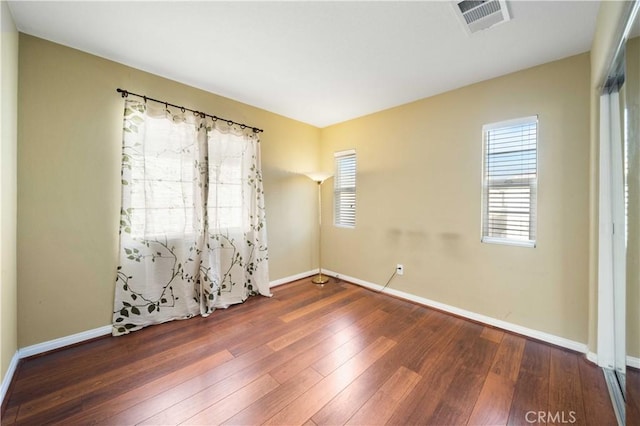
[481, 236, 536, 248]
[334, 224, 355, 229]
[128, 227, 247, 240]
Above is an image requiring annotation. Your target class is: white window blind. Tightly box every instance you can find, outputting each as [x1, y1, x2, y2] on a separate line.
[481, 116, 538, 247]
[334, 150, 356, 228]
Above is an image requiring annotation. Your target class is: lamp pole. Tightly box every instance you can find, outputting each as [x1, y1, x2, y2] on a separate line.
[302, 171, 333, 285]
[313, 180, 329, 284]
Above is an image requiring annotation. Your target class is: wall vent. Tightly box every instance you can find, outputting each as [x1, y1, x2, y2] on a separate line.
[452, 0, 511, 35]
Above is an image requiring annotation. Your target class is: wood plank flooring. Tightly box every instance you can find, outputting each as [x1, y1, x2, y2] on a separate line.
[1, 278, 617, 425]
[629, 367, 640, 426]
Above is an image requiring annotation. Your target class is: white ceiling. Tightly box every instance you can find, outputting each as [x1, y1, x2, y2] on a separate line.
[8, 1, 600, 128]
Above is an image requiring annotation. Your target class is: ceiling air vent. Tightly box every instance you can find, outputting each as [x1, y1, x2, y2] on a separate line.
[452, 0, 511, 35]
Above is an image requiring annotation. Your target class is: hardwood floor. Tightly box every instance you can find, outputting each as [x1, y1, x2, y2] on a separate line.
[629, 367, 640, 426]
[2, 278, 617, 425]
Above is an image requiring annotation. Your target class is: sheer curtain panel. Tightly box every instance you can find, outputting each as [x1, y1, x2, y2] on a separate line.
[113, 100, 269, 336]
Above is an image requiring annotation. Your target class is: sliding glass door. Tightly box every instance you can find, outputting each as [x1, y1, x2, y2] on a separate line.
[598, 3, 639, 424]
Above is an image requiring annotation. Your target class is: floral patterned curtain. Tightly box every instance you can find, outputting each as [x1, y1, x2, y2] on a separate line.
[112, 100, 269, 336]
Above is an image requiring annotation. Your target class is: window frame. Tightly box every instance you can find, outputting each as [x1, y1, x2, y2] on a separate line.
[334, 149, 356, 229]
[481, 115, 538, 248]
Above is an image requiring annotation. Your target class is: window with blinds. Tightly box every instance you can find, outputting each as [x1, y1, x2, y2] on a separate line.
[481, 116, 538, 247]
[334, 150, 356, 228]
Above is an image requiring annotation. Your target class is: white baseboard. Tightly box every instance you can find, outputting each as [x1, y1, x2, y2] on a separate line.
[571, 346, 639, 369]
[325, 269, 589, 355]
[0, 351, 20, 406]
[18, 325, 112, 359]
[269, 269, 317, 288]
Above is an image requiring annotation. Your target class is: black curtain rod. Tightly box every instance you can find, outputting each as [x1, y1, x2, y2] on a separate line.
[116, 88, 263, 133]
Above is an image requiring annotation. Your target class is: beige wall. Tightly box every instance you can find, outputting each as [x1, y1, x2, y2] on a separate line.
[320, 53, 591, 344]
[1, 0, 18, 385]
[17, 34, 320, 347]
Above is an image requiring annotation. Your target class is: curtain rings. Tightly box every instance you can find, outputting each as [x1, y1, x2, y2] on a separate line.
[116, 88, 263, 133]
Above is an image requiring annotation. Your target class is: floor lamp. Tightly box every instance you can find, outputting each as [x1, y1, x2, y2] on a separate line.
[303, 171, 333, 284]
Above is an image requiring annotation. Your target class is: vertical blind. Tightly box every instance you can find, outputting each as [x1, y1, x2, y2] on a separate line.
[334, 150, 356, 228]
[482, 116, 538, 246]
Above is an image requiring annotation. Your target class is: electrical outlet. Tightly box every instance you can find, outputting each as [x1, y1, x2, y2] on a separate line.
[396, 264, 404, 275]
